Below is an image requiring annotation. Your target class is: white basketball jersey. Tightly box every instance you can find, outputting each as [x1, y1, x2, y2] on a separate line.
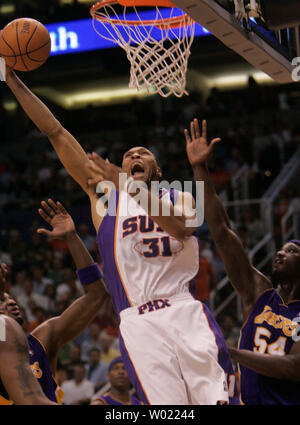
[97, 189, 199, 313]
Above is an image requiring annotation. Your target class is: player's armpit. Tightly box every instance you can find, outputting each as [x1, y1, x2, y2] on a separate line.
[0, 316, 56, 405]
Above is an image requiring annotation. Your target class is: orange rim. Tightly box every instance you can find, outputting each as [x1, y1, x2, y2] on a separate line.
[90, 0, 194, 28]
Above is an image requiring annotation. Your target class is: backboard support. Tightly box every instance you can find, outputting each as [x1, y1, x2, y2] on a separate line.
[170, 0, 294, 83]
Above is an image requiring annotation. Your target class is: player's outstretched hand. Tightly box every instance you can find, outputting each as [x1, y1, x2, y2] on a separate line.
[37, 199, 76, 240]
[86, 152, 122, 190]
[185, 118, 221, 168]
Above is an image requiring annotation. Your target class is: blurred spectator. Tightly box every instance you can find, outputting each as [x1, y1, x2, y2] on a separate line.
[192, 240, 216, 308]
[44, 283, 57, 315]
[210, 246, 227, 282]
[61, 362, 94, 405]
[16, 278, 49, 321]
[85, 348, 108, 391]
[209, 159, 231, 196]
[58, 343, 81, 375]
[56, 268, 84, 302]
[219, 314, 240, 347]
[7, 229, 26, 263]
[78, 223, 95, 252]
[32, 265, 53, 295]
[55, 366, 69, 388]
[28, 306, 48, 332]
[81, 322, 102, 362]
[242, 207, 264, 248]
[99, 329, 121, 365]
[0, 245, 12, 266]
[46, 256, 65, 286]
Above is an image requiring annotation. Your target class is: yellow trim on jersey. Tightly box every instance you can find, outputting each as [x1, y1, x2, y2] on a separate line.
[55, 385, 64, 405]
[0, 394, 12, 405]
[30, 333, 47, 353]
[29, 333, 64, 404]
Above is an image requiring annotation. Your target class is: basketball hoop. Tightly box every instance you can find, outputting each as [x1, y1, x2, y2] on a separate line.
[90, 0, 195, 97]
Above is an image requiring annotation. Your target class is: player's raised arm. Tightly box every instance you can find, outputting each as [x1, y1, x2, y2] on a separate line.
[0, 315, 56, 405]
[185, 119, 271, 316]
[32, 199, 108, 374]
[5, 66, 92, 195]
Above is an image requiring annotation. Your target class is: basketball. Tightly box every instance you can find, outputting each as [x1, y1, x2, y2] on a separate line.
[0, 18, 51, 72]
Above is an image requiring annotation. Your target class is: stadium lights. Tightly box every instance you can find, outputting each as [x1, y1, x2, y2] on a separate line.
[29, 69, 273, 110]
[33, 84, 155, 109]
[207, 70, 273, 88]
[0, 4, 15, 14]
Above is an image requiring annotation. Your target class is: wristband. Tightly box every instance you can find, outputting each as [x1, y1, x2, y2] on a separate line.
[76, 263, 103, 285]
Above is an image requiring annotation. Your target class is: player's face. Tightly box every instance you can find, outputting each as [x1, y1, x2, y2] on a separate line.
[272, 242, 300, 283]
[0, 293, 23, 325]
[122, 147, 161, 185]
[109, 362, 131, 391]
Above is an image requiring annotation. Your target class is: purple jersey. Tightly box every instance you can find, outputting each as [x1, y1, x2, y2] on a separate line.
[99, 393, 142, 405]
[28, 334, 63, 403]
[0, 333, 63, 404]
[239, 288, 300, 405]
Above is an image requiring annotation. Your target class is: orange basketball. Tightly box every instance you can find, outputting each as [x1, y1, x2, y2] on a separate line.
[0, 18, 51, 72]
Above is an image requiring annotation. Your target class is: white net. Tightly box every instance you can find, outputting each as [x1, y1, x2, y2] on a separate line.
[91, 2, 195, 97]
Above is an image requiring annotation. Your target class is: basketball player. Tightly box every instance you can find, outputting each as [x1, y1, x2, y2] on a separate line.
[185, 117, 300, 405]
[0, 199, 108, 404]
[5, 66, 236, 405]
[91, 357, 142, 405]
[0, 265, 56, 404]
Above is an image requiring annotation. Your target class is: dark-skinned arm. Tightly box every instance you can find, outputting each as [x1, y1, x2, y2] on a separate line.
[185, 119, 271, 317]
[32, 200, 108, 373]
[229, 341, 300, 381]
[5, 67, 92, 195]
[0, 316, 56, 404]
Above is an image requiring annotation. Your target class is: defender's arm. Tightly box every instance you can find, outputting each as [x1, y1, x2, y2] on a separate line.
[0, 316, 56, 404]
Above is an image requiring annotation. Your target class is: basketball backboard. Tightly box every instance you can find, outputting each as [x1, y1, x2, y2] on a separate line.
[170, 0, 296, 83]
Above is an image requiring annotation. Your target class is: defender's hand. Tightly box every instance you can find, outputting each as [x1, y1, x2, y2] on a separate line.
[37, 199, 76, 240]
[185, 119, 221, 167]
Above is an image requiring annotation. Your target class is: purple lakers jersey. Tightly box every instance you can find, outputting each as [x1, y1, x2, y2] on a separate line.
[239, 289, 300, 405]
[28, 334, 63, 403]
[99, 392, 142, 405]
[0, 333, 62, 404]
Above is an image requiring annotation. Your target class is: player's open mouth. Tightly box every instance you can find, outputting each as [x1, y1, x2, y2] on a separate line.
[275, 257, 284, 264]
[131, 163, 145, 178]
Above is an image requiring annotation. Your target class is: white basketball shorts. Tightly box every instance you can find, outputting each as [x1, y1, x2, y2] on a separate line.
[118, 292, 229, 405]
